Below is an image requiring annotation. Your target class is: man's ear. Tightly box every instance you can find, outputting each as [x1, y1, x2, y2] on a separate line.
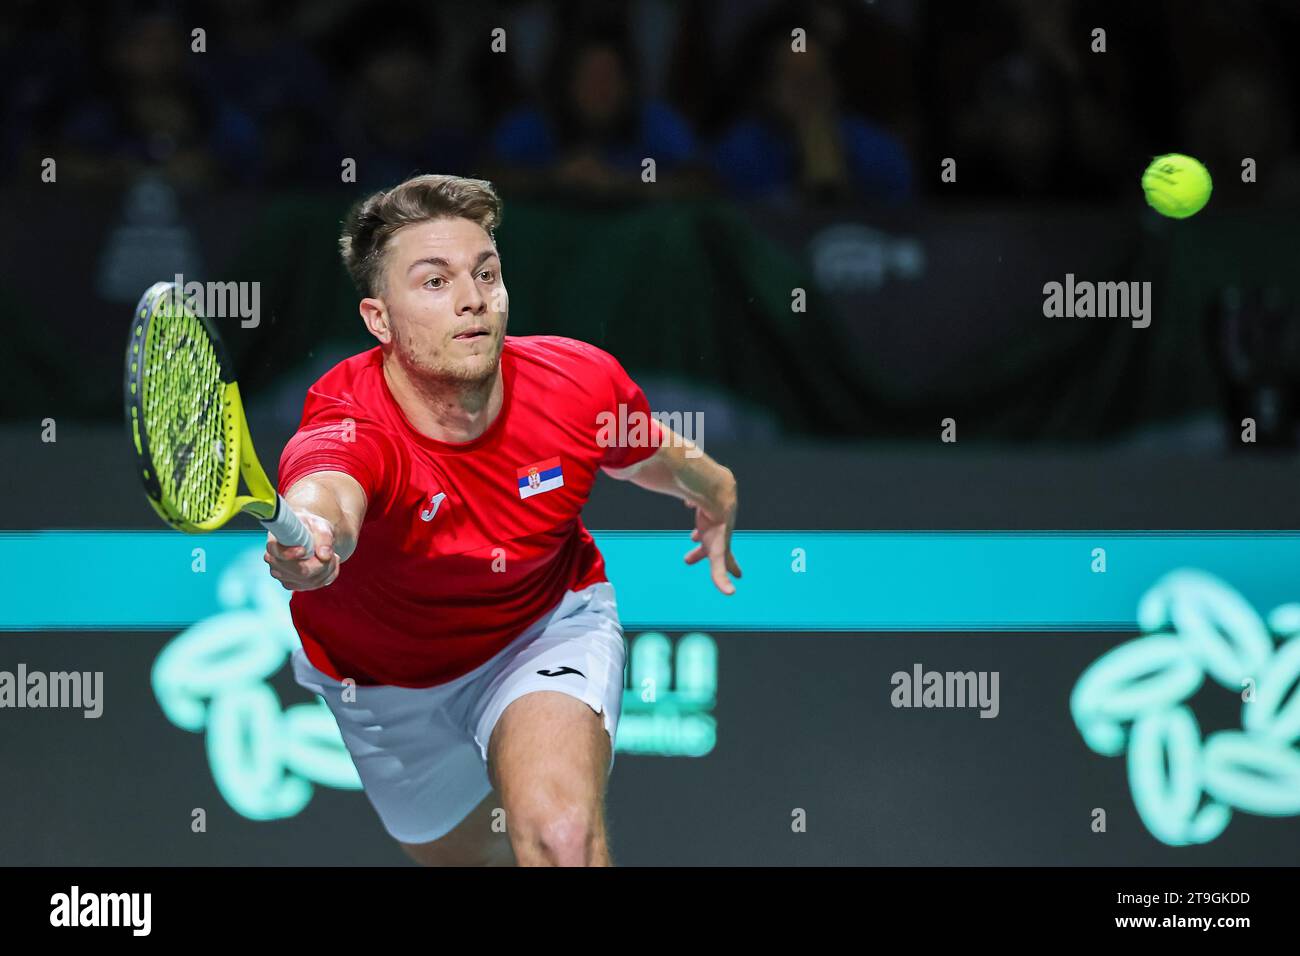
[359, 297, 390, 343]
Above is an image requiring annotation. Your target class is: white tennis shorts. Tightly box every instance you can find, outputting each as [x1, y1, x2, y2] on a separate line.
[291, 581, 627, 844]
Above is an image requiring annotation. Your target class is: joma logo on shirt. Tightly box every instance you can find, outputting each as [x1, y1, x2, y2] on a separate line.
[420, 492, 446, 521]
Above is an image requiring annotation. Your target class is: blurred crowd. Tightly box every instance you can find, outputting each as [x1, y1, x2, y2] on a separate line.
[3, 0, 1299, 205]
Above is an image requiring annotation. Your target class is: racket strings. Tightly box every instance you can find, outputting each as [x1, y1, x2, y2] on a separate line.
[141, 297, 228, 522]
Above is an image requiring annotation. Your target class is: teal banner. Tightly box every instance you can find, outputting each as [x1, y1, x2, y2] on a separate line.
[4, 530, 1300, 631]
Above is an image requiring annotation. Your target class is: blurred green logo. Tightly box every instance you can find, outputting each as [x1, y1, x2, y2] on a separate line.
[1072, 569, 1300, 845]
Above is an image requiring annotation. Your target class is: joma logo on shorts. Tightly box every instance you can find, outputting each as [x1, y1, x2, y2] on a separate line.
[537, 666, 585, 678]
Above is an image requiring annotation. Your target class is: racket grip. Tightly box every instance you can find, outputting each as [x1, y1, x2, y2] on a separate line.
[261, 495, 314, 550]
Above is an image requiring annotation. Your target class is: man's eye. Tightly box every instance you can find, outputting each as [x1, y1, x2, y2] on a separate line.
[478, 270, 496, 282]
[424, 277, 444, 289]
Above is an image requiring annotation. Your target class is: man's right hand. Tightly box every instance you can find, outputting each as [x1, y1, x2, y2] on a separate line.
[264, 510, 340, 590]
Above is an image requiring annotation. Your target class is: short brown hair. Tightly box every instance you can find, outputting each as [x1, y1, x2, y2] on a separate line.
[339, 174, 503, 297]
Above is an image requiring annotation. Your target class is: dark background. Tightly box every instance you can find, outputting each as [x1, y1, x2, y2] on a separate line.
[3, 0, 1300, 444]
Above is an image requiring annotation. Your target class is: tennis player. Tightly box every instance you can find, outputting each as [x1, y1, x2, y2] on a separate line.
[266, 174, 741, 866]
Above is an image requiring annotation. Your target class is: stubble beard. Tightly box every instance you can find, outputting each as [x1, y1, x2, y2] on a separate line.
[395, 328, 504, 395]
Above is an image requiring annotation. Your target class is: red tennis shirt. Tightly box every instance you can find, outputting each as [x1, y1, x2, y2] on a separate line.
[276, 335, 661, 688]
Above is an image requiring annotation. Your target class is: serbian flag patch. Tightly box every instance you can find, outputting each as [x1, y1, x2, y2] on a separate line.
[517, 456, 563, 499]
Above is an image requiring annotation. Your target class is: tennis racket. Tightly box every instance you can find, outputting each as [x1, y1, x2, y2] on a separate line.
[123, 281, 312, 549]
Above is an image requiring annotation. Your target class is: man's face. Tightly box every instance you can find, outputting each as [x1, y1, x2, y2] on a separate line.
[369, 217, 508, 385]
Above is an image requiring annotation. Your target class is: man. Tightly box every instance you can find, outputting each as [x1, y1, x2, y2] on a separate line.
[268, 173, 741, 866]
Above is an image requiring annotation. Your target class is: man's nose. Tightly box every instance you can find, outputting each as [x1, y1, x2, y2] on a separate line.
[455, 274, 486, 314]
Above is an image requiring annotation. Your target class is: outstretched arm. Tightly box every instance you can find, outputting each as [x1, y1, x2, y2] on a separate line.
[264, 470, 367, 590]
[603, 425, 742, 594]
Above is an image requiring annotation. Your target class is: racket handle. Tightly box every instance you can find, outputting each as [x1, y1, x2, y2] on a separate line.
[261, 495, 314, 550]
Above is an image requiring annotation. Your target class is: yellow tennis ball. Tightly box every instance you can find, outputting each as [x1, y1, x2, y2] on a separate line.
[1142, 153, 1212, 218]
